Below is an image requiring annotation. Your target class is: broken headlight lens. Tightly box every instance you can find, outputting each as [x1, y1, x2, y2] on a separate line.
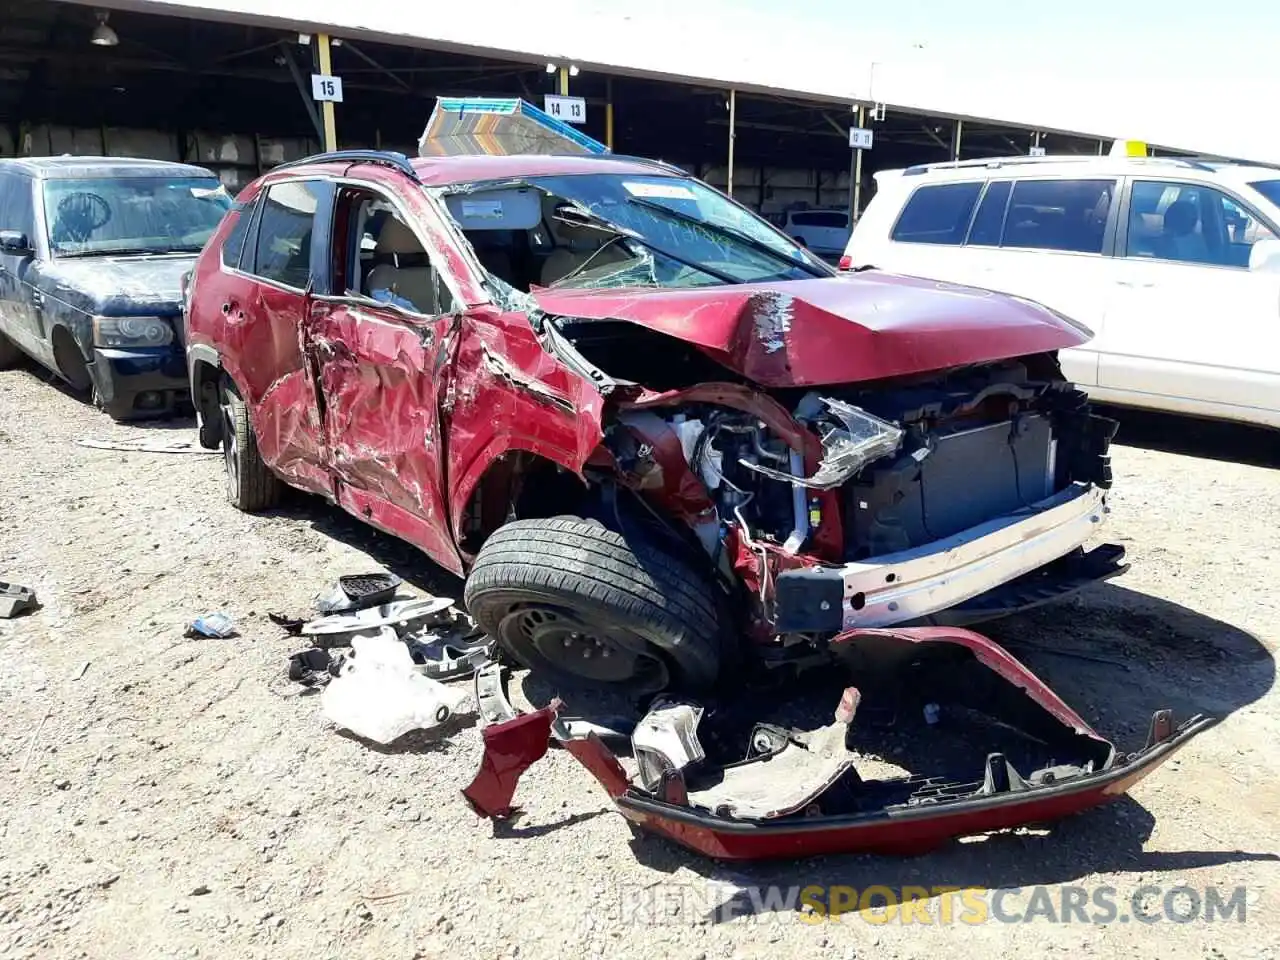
[92, 315, 174, 348]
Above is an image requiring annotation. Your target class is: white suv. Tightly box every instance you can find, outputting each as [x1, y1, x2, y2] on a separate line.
[842, 156, 1280, 429]
[781, 207, 851, 258]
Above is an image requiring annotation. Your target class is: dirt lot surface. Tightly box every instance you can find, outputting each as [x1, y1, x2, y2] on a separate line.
[1, 365, 1278, 960]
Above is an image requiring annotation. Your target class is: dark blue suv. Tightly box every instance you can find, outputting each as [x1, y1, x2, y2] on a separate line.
[0, 156, 231, 419]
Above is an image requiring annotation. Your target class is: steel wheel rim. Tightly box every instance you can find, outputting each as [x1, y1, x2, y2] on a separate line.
[497, 604, 670, 689]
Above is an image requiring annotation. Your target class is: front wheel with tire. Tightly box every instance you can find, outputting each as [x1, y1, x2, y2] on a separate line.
[219, 377, 281, 512]
[464, 516, 726, 695]
[0, 331, 20, 369]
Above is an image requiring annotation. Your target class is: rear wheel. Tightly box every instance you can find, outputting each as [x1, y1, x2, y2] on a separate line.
[464, 516, 725, 695]
[219, 377, 281, 512]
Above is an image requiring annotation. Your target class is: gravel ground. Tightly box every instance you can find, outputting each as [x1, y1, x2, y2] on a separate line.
[1, 363, 1277, 960]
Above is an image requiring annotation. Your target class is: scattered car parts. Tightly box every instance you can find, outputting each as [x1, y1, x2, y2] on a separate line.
[0, 582, 38, 619]
[462, 627, 1217, 860]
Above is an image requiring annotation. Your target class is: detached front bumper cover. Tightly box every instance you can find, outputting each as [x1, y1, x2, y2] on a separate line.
[462, 628, 1217, 861]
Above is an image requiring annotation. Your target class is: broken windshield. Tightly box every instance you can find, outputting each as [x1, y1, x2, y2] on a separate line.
[43, 177, 232, 258]
[438, 173, 833, 293]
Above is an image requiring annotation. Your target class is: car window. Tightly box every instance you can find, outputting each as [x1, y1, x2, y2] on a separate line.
[1002, 179, 1114, 254]
[890, 182, 982, 245]
[1250, 180, 1280, 208]
[1125, 180, 1276, 268]
[251, 180, 322, 289]
[0, 173, 36, 246]
[966, 180, 1012, 247]
[791, 211, 848, 228]
[334, 187, 454, 316]
[42, 176, 232, 258]
[220, 199, 255, 270]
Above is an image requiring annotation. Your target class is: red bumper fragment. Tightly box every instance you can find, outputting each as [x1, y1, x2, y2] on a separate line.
[462, 628, 1217, 860]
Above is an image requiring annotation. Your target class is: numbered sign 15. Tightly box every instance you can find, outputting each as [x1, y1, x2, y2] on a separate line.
[311, 74, 344, 103]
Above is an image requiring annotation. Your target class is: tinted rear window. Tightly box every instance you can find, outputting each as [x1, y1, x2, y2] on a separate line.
[1002, 179, 1114, 254]
[967, 180, 1012, 246]
[792, 211, 848, 228]
[220, 200, 254, 269]
[890, 182, 982, 245]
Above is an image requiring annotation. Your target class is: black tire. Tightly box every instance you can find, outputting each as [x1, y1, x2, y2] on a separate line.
[219, 377, 281, 512]
[464, 516, 725, 694]
[52, 328, 92, 392]
[0, 331, 20, 369]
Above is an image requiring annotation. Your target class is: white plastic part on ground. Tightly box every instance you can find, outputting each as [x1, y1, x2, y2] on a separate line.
[321, 629, 471, 744]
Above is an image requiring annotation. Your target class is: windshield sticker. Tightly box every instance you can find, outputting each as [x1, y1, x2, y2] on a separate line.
[461, 199, 505, 220]
[622, 181, 697, 201]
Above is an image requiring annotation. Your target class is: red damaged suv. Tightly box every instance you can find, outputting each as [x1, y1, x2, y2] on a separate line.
[183, 149, 1125, 693]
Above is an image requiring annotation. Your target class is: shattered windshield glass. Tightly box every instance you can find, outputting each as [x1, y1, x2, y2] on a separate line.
[44, 177, 233, 258]
[438, 173, 832, 293]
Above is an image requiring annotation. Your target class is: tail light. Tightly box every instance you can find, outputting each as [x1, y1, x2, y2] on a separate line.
[837, 255, 852, 270]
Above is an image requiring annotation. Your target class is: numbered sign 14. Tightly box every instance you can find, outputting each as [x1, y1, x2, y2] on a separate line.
[544, 95, 586, 125]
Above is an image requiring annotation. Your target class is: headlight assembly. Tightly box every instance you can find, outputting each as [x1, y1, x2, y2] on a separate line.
[92, 315, 174, 348]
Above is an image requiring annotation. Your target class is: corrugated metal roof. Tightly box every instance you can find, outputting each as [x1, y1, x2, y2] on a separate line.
[55, 0, 1280, 164]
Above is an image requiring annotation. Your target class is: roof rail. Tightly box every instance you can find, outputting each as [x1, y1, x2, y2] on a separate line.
[902, 154, 1218, 176]
[271, 149, 419, 181]
[1182, 155, 1280, 172]
[605, 154, 691, 177]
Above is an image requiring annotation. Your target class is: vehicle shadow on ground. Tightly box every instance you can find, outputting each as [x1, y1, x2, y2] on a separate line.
[1102, 405, 1280, 469]
[626, 799, 1280, 924]
[984, 580, 1275, 737]
[269, 487, 466, 602]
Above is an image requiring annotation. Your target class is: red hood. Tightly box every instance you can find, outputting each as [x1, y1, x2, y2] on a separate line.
[531, 273, 1092, 387]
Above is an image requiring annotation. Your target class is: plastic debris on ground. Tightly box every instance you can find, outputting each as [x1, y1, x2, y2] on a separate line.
[184, 612, 237, 638]
[75, 437, 220, 455]
[321, 629, 473, 744]
[312, 572, 404, 614]
[0, 582, 39, 619]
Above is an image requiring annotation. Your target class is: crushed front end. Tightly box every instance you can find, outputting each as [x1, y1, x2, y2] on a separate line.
[582, 340, 1126, 648]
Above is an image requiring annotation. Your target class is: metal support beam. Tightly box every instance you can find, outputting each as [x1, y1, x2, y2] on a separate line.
[316, 34, 338, 152]
[558, 66, 569, 97]
[343, 40, 412, 92]
[727, 88, 736, 197]
[279, 42, 323, 143]
[920, 124, 950, 151]
[952, 119, 964, 161]
[606, 77, 614, 151]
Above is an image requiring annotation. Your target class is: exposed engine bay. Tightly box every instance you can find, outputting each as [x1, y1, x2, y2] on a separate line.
[545, 310, 1121, 637]
[614, 359, 1113, 560]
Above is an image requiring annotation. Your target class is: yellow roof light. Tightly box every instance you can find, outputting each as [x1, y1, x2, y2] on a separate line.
[1110, 138, 1148, 158]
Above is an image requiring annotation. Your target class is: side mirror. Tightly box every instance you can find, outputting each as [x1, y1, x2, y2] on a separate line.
[1250, 237, 1280, 274]
[0, 230, 32, 256]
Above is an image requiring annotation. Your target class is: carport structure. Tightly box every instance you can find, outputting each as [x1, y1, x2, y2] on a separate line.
[1, 0, 1161, 222]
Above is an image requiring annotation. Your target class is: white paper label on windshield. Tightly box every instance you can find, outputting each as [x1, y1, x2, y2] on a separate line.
[461, 199, 504, 220]
[623, 181, 697, 201]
